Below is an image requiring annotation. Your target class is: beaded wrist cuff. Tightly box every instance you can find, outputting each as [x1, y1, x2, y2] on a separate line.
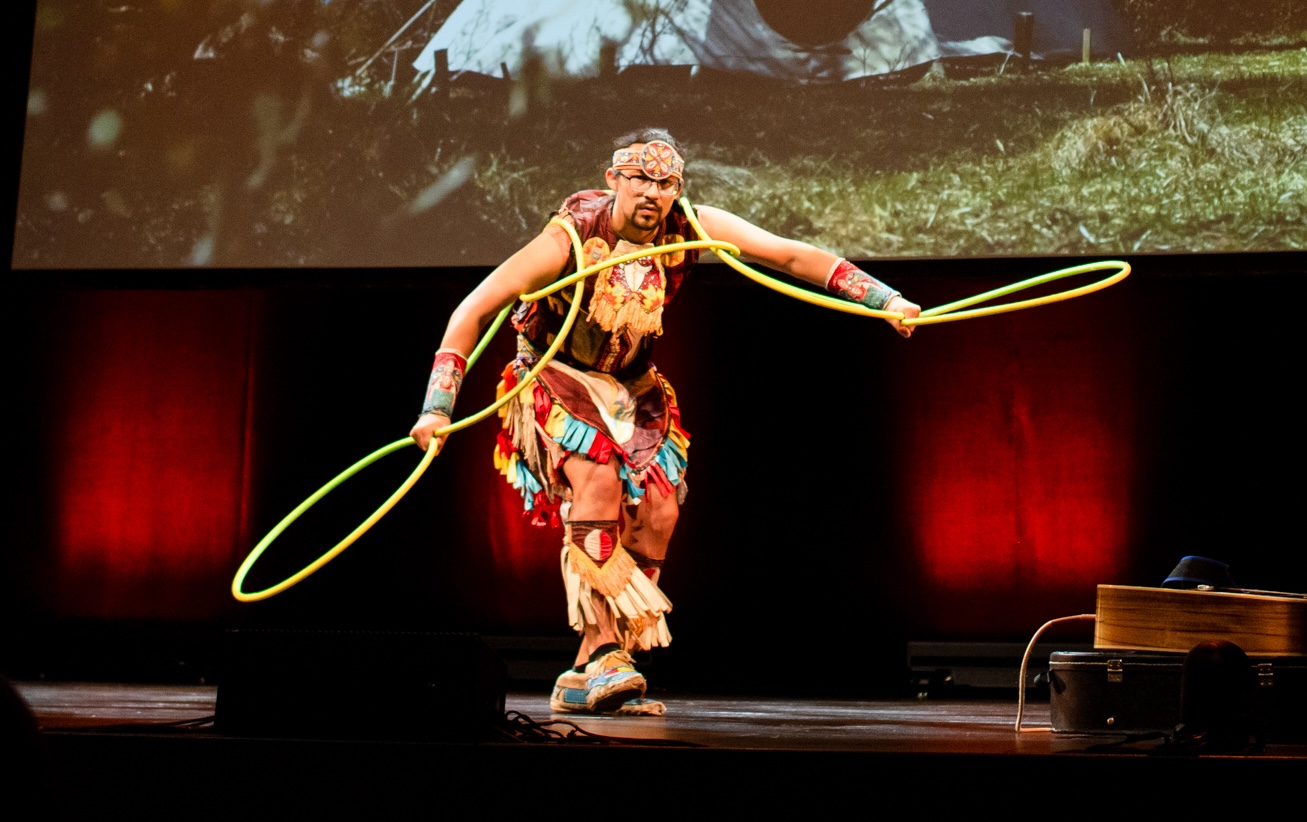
[825, 259, 899, 311]
[421, 348, 467, 418]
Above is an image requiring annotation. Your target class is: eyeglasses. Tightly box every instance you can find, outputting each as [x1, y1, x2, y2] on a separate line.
[614, 170, 681, 194]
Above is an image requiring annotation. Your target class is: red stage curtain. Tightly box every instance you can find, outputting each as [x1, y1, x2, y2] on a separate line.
[44, 291, 253, 620]
[32, 284, 1144, 640]
[894, 297, 1139, 636]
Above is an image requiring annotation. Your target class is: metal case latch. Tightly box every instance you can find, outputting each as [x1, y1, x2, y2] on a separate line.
[1107, 658, 1124, 684]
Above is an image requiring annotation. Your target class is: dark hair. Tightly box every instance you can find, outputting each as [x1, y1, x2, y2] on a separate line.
[612, 128, 685, 162]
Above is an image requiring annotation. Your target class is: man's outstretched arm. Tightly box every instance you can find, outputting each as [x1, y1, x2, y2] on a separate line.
[410, 224, 572, 452]
[695, 205, 920, 337]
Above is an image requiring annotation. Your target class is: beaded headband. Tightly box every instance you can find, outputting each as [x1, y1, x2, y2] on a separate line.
[611, 140, 684, 181]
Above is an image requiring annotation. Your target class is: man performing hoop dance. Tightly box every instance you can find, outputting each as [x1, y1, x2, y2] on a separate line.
[410, 128, 920, 715]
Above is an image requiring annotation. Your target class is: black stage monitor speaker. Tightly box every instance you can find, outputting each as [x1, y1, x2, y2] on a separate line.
[215, 629, 507, 740]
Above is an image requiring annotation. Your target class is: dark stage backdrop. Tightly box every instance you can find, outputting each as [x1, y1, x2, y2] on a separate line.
[10, 256, 1306, 691]
[6, 3, 1306, 693]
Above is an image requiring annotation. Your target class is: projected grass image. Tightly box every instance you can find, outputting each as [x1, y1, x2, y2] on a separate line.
[700, 53, 1307, 258]
[13, 1, 1306, 269]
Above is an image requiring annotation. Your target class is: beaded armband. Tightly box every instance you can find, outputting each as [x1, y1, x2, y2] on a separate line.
[825, 259, 900, 311]
[421, 348, 467, 418]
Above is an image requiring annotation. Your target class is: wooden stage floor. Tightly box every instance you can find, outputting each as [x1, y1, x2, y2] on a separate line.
[13, 681, 1306, 814]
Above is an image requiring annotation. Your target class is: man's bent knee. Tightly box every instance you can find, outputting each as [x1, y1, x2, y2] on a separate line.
[562, 456, 624, 519]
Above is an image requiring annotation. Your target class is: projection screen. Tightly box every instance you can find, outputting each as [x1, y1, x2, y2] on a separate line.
[13, 0, 1306, 270]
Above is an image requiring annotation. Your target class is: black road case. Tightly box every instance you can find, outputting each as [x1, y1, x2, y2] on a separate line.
[1047, 650, 1306, 742]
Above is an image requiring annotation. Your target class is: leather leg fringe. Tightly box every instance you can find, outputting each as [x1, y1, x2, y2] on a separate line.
[562, 542, 673, 652]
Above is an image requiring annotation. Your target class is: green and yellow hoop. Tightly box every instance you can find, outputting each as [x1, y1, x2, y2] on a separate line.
[232, 197, 1130, 602]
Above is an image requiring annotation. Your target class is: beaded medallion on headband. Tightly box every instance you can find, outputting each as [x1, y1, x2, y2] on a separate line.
[612, 140, 684, 181]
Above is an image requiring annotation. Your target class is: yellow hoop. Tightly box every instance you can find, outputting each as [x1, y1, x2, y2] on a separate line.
[906, 260, 1131, 326]
[231, 436, 438, 602]
[231, 227, 736, 602]
[234, 195, 1131, 602]
[678, 196, 1130, 326]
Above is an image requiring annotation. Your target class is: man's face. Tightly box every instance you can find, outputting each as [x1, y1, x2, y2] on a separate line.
[606, 143, 682, 237]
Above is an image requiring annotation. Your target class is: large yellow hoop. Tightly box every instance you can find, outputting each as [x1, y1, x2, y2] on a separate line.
[231, 226, 741, 602]
[233, 195, 1130, 602]
[907, 260, 1131, 326]
[678, 196, 1130, 326]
